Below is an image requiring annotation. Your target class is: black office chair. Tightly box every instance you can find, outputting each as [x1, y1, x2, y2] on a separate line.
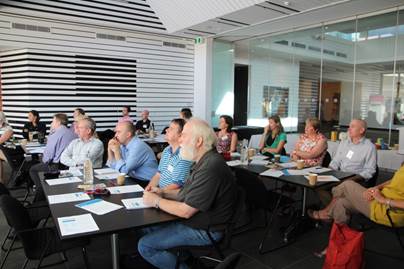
[97, 129, 115, 166]
[0, 195, 90, 269]
[322, 151, 332, 167]
[214, 252, 242, 269]
[234, 167, 293, 254]
[170, 188, 245, 269]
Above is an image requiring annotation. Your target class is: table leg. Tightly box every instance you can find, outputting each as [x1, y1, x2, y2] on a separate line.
[111, 233, 120, 269]
[301, 188, 307, 217]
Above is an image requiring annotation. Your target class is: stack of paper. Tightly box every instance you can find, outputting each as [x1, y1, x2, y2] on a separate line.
[76, 199, 123, 215]
[122, 197, 152, 210]
[107, 185, 144, 194]
[308, 167, 333, 174]
[249, 159, 269, 166]
[94, 168, 120, 180]
[48, 192, 90, 204]
[285, 168, 312, 176]
[226, 160, 242, 167]
[46, 176, 82, 186]
[260, 169, 283, 178]
[58, 214, 99, 236]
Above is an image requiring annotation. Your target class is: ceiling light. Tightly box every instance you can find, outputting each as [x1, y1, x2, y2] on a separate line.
[283, 1, 290, 6]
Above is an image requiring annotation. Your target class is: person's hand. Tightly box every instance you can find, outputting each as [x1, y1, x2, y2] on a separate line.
[264, 125, 270, 135]
[145, 184, 152, 192]
[143, 191, 160, 207]
[363, 187, 376, 201]
[108, 138, 120, 153]
[291, 152, 298, 161]
[371, 188, 386, 204]
[148, 186, 163, 196]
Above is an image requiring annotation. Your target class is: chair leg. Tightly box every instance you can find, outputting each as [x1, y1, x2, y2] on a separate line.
[21, 258, 29, 269]
[1, 228, 12, 252]
[0, 234, 16, 269]
[82, 247, 90, 269]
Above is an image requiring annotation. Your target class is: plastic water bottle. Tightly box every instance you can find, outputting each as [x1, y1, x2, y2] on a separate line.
[83, 159, 94, 184]
[149, 123, 155, 138]
[240, 139, 249, 165]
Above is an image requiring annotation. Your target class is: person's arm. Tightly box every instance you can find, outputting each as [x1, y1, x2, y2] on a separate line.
[230, 132, 238, 152]
[60, 141, 76, 167]
[112, 143, 147, 175]
[329, 142, 343, 169]
[296, 138, 327, 159]
[145, 172, 161, 191]
[0, 129, 13, 144]
[263, 133, 286, 154]
[41, 132, 58, 163]
[87, 140, 104, 167]
[258, 125, 270, 150]
[371, 188, 404, 210]
[162, 184, 181, 191]
[359, 144, 377, 180]
[143, 191, 198, 218]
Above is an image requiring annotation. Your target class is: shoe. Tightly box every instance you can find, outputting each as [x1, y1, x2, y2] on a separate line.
[307, 209, 332, 223]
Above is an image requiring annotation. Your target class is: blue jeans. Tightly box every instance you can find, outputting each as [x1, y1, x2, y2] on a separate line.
[138, 222, 222, 269]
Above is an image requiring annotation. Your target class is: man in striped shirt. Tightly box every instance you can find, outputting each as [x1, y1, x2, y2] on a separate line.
[145, 118, 192, 191]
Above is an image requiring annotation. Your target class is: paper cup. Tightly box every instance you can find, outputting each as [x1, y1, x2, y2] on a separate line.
[117, 173, 126, 186]
[274, 154, 281, 163]
[248, 148, 256, 159]
[308, 173, 318, 186]
[296, 160, 305, 170]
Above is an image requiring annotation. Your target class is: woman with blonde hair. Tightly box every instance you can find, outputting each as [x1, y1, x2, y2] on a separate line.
[258, 115, 287, 156]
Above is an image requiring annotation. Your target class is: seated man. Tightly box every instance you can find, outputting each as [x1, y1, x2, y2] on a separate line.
[145, 119, 192, 191]
[139, 118, 238, 269]
[135, 109, 152, 134]
[60, 117, 104, 168]
[308, 164, 404, 227]
[107, 122, 157, 184]
[30, 113, 77, 201]
[118, 105, 133, 123]
[329, 119, 376, 182]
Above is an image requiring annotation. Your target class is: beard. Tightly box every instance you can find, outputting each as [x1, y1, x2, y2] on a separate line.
[180, 142, 196, 161]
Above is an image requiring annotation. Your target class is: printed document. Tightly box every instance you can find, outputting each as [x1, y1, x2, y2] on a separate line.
[107, 185, 144, 194]
[122, 197, 152, 210]
[46, 177, 82, 186]
[58, 214, 99, 236]
[48, 192, 90, 204]
[76, 199, 123, 215]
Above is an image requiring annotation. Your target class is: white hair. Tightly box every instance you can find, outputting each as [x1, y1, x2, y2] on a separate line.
[0, 112, 9, 127]
[187, 118, 217, 152]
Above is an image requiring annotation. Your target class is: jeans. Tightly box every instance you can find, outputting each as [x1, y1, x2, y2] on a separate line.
[138, 222, 222, 269]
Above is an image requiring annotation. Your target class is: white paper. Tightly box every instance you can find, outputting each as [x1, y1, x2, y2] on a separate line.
[250, 155, 268, 160]
[260, 169, 284, 178]
[308, 167, 333, 174]
[226, 160, 242, 167]
[26, 146, 46, 154]
[46, 176, 82, 186]
[107, 184, 144, 194]
[122, 197, 152, 210]
[249, 159, 269, 165]
[94, 168, 118, 175]
[26, 142, 41, 147]
[285, 168, 313, 176]
[95, 173, 121, 180]
[59, 167, 83, 177]
[277, 162, 297, 169]
[76, 199, 123, 215]
[313, 175, 340, 182]
[58, 214, 99, 236]
[48, 192, 91, 204]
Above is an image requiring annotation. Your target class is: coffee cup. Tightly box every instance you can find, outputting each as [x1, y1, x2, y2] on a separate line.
[248, 148, 256, 159]
[117, 173, 126, 186]
[274, 154, 281, 163]
[28, 132, 34, 142]
[308, 173, 318, 186]
[296, 160, 305, 169]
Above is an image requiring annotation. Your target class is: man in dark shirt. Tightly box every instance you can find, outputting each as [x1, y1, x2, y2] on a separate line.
[139, 118, 238, 269]
[135, 110, 152, 134]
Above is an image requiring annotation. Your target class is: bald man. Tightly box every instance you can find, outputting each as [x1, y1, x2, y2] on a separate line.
[135, 110, 152, 134]
[107, 122, 157, 183]
[329, 119, 377, 182]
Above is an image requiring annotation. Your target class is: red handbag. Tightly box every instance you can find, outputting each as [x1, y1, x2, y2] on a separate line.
[322, 223, 364, 269]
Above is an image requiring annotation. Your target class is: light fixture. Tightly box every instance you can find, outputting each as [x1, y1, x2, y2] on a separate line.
[283, 1, 290, 6]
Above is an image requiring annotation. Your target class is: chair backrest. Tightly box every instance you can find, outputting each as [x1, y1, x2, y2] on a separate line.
[248, 134, 261, 149]
[234, 167, 270, 210]
[285, 133, 299, 154]
[0, 145, 25, 171]
[322, 151, 332, 167]
[0, 182, 10, 196]
[0, 195, 33, 231]
[214, 252, 242, 269]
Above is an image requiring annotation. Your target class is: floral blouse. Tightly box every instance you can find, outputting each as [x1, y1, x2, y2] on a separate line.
[216, 131, 234, 153]
[292, 133, 327, 166]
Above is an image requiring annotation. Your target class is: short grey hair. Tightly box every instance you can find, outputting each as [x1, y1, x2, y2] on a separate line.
[79, 117, 96, 135]
[187, 118, 217, 151]
[352, 118, 367, 132]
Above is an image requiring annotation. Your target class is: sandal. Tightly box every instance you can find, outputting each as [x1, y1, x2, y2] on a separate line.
[307, 209, 332, 223]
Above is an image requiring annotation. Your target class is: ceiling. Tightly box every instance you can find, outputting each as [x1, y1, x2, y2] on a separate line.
[0, 0, 403, 42]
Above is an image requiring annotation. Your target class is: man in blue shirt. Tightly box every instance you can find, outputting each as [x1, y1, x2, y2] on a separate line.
[107, 122, 157, 184]
[29, 113, 77, 201]
[145, 119, 192, 191]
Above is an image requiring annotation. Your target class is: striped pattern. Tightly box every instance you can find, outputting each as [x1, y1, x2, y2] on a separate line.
[158, 146, 192, 188]
[0, 12, 194, 136]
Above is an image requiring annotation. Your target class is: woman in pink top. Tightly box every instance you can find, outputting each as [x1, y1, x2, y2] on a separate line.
[216, 115, 238, 153]
[291, 118, 327, 167]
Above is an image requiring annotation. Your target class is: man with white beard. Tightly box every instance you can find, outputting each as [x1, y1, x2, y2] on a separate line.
[138, 118, 238, 269]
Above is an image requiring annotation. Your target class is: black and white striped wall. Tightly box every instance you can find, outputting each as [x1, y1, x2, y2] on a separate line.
[0, 10, 194, 136]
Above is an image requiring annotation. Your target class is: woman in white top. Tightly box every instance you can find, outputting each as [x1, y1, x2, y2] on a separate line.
[0, 112, 13, 144]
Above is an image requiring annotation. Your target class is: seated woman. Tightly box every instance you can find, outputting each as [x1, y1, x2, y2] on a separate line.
[216, 115, 238, 153]
[308, 165, 404, 227]
[22, 110, 47, 140]
[258, 115, 287, 157]
[290, 118, 327, 167]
